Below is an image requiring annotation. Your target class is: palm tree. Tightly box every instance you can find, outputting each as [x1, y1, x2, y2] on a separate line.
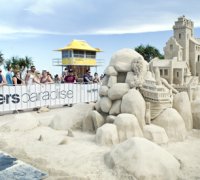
[4, 56, 34, 72]
[24, 56, 33, 69]
[0, 51, 4, 66]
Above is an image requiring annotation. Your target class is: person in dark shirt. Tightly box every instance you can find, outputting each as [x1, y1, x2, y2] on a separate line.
[64, 69, 77, 83]
[83, 69, 93, 83]
[13, 71, 24, 85]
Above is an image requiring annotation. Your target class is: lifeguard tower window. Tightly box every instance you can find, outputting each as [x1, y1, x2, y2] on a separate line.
[198, 55, 200, 62]
[179, 33, 181, 39]
[62, 50, 72, 58]
[86, 51, 96, 59]
[74, 50, 84, 58]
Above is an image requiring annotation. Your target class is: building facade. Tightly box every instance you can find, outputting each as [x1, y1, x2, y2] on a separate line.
[150, 16, 200, 100]
[163, 16, 200, 77]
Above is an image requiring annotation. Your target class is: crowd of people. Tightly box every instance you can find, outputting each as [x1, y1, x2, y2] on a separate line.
[0, 66, 104, 86]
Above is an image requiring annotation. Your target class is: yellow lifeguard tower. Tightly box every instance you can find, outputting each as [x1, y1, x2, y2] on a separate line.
[53, 39, 103, 77]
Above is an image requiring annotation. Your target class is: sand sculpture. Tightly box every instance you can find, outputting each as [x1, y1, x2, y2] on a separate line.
[86, 48, 186, 145]
[84, 16, 200, 146]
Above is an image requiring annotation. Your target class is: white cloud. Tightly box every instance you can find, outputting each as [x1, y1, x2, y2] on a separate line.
[24, 0, 74, 15]
[0, 25, 67, 40]
[24, 0, 56, 15]
[94, 23, 172, 34]
[0, 25, 42, 34]
[0, 0, 200, 36]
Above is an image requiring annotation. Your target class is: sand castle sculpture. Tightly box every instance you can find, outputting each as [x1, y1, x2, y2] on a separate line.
[83, 16, 200, 146]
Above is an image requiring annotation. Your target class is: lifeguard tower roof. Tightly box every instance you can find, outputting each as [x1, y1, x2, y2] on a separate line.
[56, 39, 102, 52]
[53, 39, 104, 77]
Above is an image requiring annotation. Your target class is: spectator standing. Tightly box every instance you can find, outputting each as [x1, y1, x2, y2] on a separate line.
[100, 74, 105, 81]
[6, 67, 13, 85]
[47, 71, 53, 80]
[25, 65, 37, 85]
[93, 72, 100, 83]
[64, 69, 77, 83]
[54, 74, 61, 83]
[62, 67, 68, 77]
[83, 69, 93, 83]
[13, 71, 24, 85]
[34, 71, 41, 84]
[0, 68, 7, 86]
[40, 70, 54, 84]
[61, 67, 68, 83]
[20, 65, 27, 80]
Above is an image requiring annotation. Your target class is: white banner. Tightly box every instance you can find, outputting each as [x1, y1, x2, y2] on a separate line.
[0, 83, 100, 112]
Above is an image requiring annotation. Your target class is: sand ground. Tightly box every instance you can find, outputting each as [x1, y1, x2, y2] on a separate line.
[0, 106, 200, 180]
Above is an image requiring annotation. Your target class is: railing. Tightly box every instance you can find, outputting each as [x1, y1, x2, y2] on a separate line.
[96, 59, 104, 66]
[86, 55, 96, 59]
[74, 54, 84, 58]
[0, 83, 100, 113]
[52, 58, 104, 67]
[52, 58, 62, 66]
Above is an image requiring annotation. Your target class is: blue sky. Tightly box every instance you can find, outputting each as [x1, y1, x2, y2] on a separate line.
[0, 0, 200, 75]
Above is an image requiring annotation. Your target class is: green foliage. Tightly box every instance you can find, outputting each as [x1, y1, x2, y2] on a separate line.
[0, 51, 4, 66]
[4, 56, 33, 71]
[135, 44, 164, 62]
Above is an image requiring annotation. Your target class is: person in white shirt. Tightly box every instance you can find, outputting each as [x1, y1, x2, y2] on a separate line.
[25, 66, 40, 85]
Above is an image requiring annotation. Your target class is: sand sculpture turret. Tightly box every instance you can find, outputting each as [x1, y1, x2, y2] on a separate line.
[83, 48, 195, 146]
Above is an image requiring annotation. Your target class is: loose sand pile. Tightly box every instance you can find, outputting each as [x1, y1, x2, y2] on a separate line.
[0, 104, 199, 180]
